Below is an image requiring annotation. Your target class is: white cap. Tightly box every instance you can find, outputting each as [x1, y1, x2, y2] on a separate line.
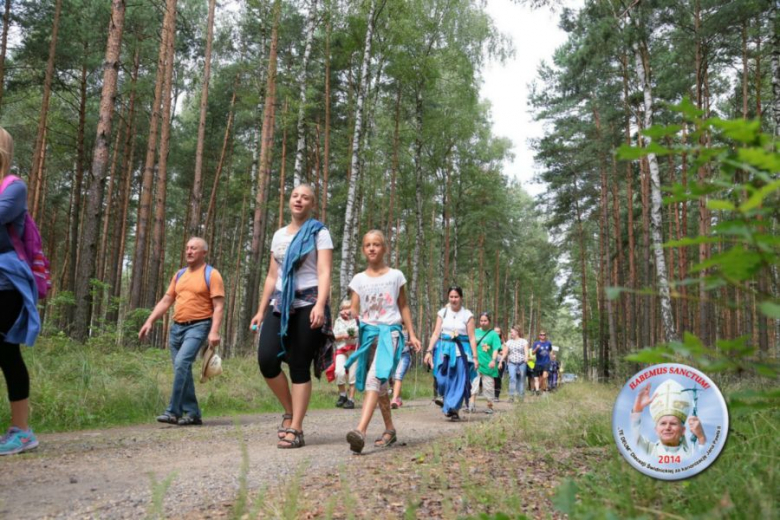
[650, 379, 692, 423]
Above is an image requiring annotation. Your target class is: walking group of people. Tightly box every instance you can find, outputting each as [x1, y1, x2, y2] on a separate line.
[0, 122, 563, 456]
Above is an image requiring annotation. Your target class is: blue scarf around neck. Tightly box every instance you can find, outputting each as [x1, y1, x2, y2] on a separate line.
[277, 218, 326, 350]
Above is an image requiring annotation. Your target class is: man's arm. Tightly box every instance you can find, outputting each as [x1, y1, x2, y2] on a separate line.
[139, 294, 175, 340]
[209, 296, 225, 346]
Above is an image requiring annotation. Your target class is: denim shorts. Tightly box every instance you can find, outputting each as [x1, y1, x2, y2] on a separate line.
[393, 350, 412, 381]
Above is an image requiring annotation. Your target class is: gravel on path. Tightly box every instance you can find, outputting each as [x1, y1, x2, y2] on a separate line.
[0, 399, 499, 519]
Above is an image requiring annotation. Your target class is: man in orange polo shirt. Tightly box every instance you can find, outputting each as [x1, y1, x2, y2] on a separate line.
[139, 237, 225, 425]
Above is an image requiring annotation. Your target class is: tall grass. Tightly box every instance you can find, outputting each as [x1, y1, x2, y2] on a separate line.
[0, 336, 434, 433]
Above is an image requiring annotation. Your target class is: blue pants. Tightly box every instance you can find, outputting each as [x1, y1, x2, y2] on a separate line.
[507, 361, 526, 398]
[435, 355, 471, 414]
[166, 320, 211, 419]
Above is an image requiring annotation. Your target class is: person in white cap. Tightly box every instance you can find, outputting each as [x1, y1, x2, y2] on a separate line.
[631, 380, 707, 458]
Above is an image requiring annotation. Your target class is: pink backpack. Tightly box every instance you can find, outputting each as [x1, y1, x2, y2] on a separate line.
[0, 175, 51, 299]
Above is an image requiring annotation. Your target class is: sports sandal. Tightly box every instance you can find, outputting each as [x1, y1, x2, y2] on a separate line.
[277, 428, 305, 449]
[346, 429, 365, 454]
[374, 429, 397, 448]
[278, 413, 293, 439]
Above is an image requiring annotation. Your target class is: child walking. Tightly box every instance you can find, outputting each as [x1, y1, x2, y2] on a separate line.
[343, 230, 422, 454]
[331, 299, 358, 409]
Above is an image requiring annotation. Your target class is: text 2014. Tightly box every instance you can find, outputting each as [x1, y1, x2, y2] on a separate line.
[658, 455, 681, 464]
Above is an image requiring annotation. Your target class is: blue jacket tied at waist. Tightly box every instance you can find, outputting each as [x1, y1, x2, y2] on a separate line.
[0, 251, 40, 346]
[345, 322, 403, 392]
[435, 334, 475, 380]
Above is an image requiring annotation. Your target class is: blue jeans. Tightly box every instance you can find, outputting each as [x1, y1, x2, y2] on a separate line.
[507, 361, 526, 398]
[166, 320, 211, 419]
[393, 350, 411, 381]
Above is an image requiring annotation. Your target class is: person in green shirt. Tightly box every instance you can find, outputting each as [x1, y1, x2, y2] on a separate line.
[467, 312, 502, 414]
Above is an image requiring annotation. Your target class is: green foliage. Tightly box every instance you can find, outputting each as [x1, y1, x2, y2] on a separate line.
[618, 109, 779, 411]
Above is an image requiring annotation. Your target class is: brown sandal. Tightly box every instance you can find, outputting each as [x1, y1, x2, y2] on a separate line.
[277, 428, 305, 449]
[346, 429, 365, 454]
[374, 429, 397, 448]
[278, 413, 293, 439]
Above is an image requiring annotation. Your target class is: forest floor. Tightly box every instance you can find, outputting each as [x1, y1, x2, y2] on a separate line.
[0, 393, 586, 519]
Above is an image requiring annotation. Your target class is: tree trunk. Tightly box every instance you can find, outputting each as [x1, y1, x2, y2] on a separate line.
[129, 1, 174, 309]
[105, 46, 140, 325]
[772, 1, 780, 137]
[278, 99, 288, 228]
[593, 102, 617, 369]
[205, 75, 238, 244]
[339, 0, 377, 299]
[187, 0, 217, 236]
[96, 114, 124, 289]
[28, 0, 62, 215]
[387, 84, 401, 257]
[411, 87, 424, 316]
[323, 6, 331, 224]
[573, 176, 590, 379]
[147, 0, 177, 309]
[633, 41, 677, 343]
[0, 0, 11, 114]
[72, 0, 126, 341]
[63, 58, 90, 304]
[292, 0, 318, 186]
[243, 0, 282, 342]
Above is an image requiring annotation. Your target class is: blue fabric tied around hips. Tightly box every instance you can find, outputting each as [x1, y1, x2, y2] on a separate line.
[0, 251, 40, 346]
[436, 334, 476, 380]
[344, 322, 403, 392]
[276, 218, 326, 355]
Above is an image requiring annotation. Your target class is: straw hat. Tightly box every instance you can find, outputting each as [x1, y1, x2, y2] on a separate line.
[200, 345, 223, 383]
[650, 379, 692, 424]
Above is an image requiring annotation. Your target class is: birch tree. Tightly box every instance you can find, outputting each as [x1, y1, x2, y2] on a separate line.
[292, 0, 318, 186]
[631, 34, 677, 343]
[339, 0, 379, 298]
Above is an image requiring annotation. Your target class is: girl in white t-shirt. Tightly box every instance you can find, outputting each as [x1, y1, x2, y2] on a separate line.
[343, 230, 422, 454]
[423, 286, 478, 421]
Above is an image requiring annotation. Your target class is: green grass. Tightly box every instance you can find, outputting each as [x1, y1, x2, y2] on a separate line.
[474, 383, 779, 520]
[0, 335, 434, 433]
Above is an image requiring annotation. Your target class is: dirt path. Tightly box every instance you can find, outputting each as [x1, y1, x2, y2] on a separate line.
[0, 399, 500, 519]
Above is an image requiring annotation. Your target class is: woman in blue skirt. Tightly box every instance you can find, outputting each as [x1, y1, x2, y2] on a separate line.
[424, 286, 478, 421]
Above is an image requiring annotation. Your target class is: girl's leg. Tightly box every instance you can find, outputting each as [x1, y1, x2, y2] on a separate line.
[258, 309, 293, 417]
[0, 290, 29, 431]
[357, 390, 379, 433]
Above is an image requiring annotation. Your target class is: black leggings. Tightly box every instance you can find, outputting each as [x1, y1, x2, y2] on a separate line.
[0, 290, 30, 402]
[257, 305, 324, 384]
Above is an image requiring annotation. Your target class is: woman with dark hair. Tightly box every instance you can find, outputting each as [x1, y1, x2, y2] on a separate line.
[466, 313, 502, 414]
[0, 126, 42, 455]
[424, 286, 478, 421]
[250, 184, 333, 449]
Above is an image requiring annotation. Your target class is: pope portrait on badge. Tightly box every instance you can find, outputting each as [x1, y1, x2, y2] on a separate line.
[631, 379, 707, 459]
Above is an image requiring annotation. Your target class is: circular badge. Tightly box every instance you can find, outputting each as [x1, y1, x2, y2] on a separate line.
[612, 363, 729, 480]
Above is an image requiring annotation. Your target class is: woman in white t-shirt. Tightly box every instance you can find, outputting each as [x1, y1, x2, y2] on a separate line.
[343, 230, 422, 454]
[423, 286, 478, 421]
[250, 184, 333, 449]
[500, 325, 529, 402]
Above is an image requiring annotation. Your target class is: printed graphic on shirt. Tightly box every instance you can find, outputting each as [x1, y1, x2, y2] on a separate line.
[348, 269, 406, 326]
[612, 363, 728, 480]
[272, 240, 290, 266]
